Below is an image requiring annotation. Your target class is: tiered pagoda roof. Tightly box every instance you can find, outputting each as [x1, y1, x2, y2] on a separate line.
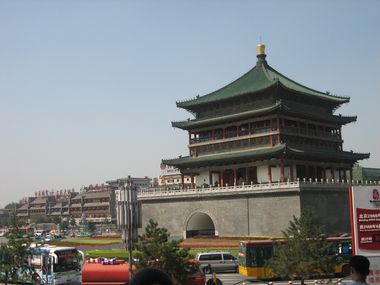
[172, 100, 357, 130]
[176, 50, 349, 110]
[163, 44, 369, 169]
[163, 143, 369, 169]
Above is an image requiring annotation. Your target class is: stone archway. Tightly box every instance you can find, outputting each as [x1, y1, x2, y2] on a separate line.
[186, 212, 215, 238]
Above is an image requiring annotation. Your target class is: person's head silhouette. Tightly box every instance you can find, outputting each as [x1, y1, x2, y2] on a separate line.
[350, 255, 370, 283]
[130, 267, 173, 285]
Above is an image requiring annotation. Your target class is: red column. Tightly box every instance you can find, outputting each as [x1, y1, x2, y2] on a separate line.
[233, 169, 237, 185]
[237, 126, 239, 137]
[181, 174, 184, 189]
[270, 118, 273, 131]
[268, 166, 272, 183]
[209, 171, 213, 187]
[190, 175, 195, 189]
[276, 117, 280, 130]
[220, 171, 224, 187]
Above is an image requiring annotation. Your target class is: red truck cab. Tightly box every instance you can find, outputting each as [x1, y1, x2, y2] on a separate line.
[81, 258, 205, 285]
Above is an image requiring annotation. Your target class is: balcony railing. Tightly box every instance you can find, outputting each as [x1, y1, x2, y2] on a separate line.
[138, 179, 380, 198]
[190, 126, 340, 145]
[282, 126, 340, 140]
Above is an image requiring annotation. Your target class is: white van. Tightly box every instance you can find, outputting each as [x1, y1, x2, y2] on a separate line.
[34, 230, 46, 238]
[196, 251, 238, 274]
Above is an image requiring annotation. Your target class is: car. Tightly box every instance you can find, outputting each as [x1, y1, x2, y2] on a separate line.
[182, 260, 206, 285]
[30, 236, 43, 242]
[196, 251, 238, 274]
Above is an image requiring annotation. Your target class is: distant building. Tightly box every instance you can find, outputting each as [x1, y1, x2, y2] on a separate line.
[0, 208, 11, 224]
[352, 164, 380, 182]
[106, 176, 151, 229]
[16, 190, 76, 221]
[158, 163, 192, 188]
[15, 185, 116, 226]
[72, 184, 116, 225]
[107, 176, 151, 202]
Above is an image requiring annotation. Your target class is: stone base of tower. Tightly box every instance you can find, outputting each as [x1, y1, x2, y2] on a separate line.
[138, 182, 351, 239]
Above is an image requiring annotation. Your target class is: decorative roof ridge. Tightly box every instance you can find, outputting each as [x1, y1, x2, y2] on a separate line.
[175, 66, 257, 106]
[162, 155, 189, 161]
[334, 114, 357, 120]
[176, 65, 275, 107]
[264, 64, 350, 102]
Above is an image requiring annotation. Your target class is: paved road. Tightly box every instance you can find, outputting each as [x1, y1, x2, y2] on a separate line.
[205, 274, 352, 285]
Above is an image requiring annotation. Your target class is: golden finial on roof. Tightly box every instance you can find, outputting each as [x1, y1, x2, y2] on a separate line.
[256, 43, 265, 55]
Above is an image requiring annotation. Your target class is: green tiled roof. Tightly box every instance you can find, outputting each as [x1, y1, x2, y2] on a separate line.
[172, 101, 282, 129]
[162, 144, 286, 169]
[172, 100, 356, 130]
[282, 101, 357, 125]
[285, 144, 370, 163]
[177, 55, 349, 109]
[162, 144, 369, 169]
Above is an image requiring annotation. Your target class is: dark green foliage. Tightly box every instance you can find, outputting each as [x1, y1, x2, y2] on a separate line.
[4, 202, 19, 210]
[0, 214, 31, 284]
[87, 221, 96, 233]
[70, 217, 77, 227]
[134, 219, 193, 284]
[60, 220, 70, 231]
[267, 210, 334, 280]
[0, 243, 13, 284]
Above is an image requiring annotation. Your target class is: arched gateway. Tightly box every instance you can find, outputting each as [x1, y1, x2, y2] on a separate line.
[186, 212, 215, 238]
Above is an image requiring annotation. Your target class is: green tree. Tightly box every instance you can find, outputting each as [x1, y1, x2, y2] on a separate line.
[52, 216, 61, 225]
[70, 217, 76, 227]
[87, 221, 96, 233]
[0, 213, 31, 284]
[4, 202, 19, 211]
[60, 220, 69, 231]
[0, 243, 13, 285]
[267, 210, 334, 281]
[134, 219, 193, 285]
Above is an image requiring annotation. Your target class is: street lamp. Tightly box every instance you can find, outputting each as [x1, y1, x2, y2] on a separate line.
[119, 176, 140, 283]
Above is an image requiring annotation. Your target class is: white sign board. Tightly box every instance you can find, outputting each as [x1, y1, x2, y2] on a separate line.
[350, 185, 380, 285]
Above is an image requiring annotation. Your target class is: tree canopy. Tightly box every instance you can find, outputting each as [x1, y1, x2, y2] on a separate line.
[134, 219, 194, 285]
[267, 210, 335, 280]
[0, 213, 31, 284]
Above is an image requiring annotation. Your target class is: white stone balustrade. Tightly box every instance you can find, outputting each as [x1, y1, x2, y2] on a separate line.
[137, 180, 380, 198]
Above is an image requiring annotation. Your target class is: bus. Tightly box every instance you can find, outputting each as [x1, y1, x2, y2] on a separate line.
[238, 236, 352, 280]
[29, 245, 84, 284]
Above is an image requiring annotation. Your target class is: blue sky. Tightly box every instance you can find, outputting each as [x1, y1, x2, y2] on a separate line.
[0, 0, 379, 207]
